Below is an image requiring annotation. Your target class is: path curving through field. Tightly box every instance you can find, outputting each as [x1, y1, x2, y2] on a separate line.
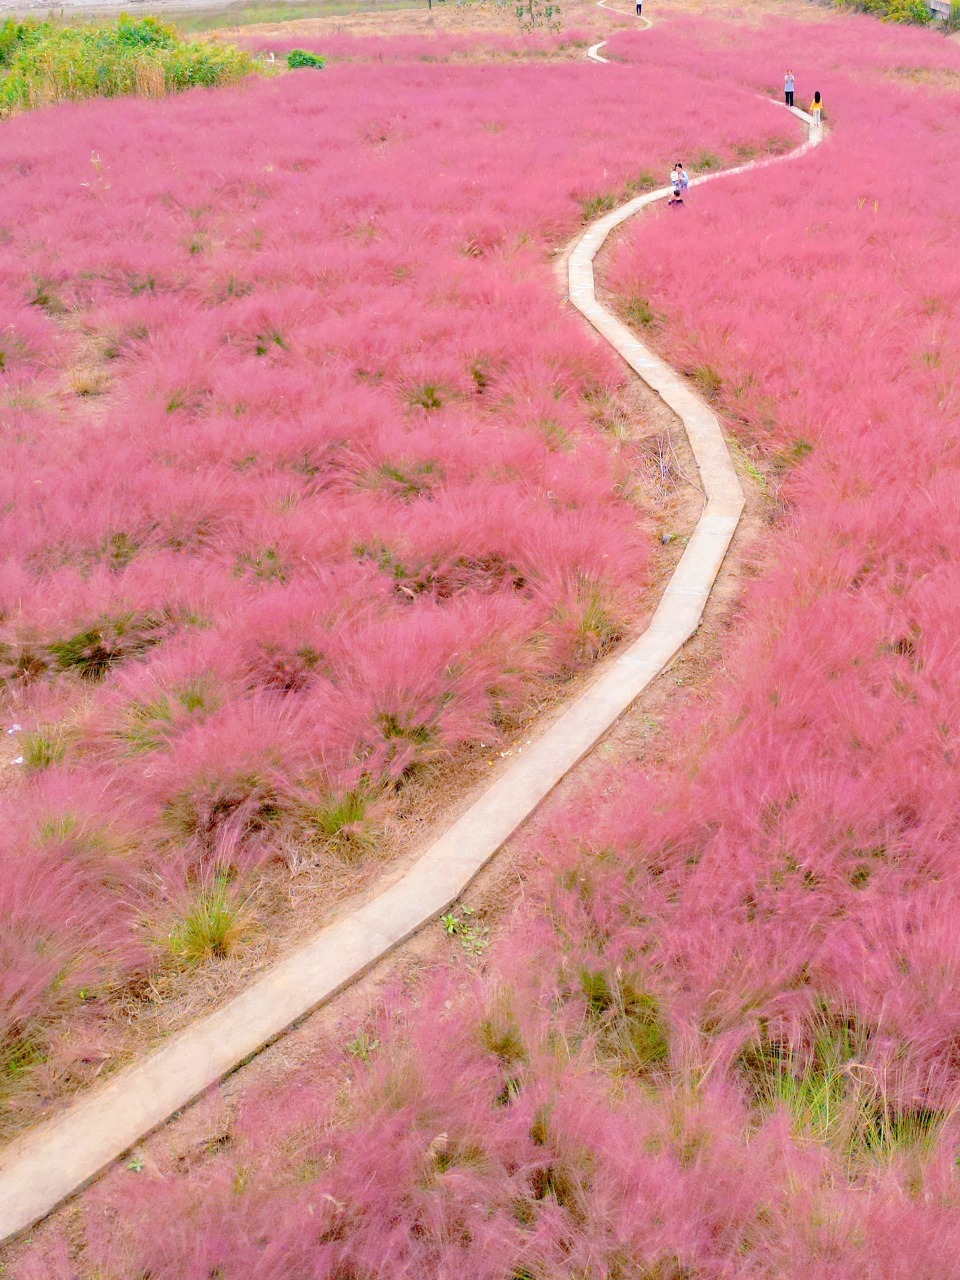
[0, 25, 823, 1247]
[589, 0, 652, 59]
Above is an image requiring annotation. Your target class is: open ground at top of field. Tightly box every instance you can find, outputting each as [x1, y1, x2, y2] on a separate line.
[14, 9, 960, 1279]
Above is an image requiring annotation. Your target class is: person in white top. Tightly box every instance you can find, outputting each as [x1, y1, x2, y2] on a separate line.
[784, 69, 795, 108]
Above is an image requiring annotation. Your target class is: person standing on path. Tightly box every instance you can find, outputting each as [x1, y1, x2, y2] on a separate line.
[784, 69, 795, 108]
[810, 90, 823, 126]
[636, 0, 643, 15]
[676, 161, 689, 195]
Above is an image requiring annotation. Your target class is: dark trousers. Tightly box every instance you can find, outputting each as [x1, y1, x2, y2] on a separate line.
[785, 90, 794, 107]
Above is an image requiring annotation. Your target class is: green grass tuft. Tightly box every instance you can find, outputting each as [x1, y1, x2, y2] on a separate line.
[407, 382, 444, 412]
[579, 191, 618, 222]
[623, 293, 659, 329]
[48, 612, 167, 682]
[691, 364, 723, 401]
[123, 676, 220, 753]
[20, 724, 69, 770]
[580, 968, 670, 1077]
[168, 878, 253, 964]
[737, 1011, 947, 1170]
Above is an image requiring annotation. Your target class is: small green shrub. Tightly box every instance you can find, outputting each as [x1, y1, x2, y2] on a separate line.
[306, 789, 370, 839]
[442, 905, 491, 957]
[772, 436, 815, 472]
[377, 710, 432, 744]
[480, 1012, 526, 1066]
[736, 1010, 945, 1168]
[233, 544, 289, 583]
[296, 786, 377, 865]
[345, 1030, 380, 1062]
[559, 575, 624, 664]
[253, 327, 287, 356]
[369, 459, 440, 501]
[29, 277, 67, 315]
[287, 48, 325, 68]
[693, 148, 722, 171]
[98, 530, 142, 570]
[469, 359, 491, 394]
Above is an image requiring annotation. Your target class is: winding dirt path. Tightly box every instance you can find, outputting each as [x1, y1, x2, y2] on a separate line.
[0, 25, 822, 1245]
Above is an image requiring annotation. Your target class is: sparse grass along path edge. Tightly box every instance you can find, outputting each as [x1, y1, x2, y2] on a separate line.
[0, 41, 821, 1246]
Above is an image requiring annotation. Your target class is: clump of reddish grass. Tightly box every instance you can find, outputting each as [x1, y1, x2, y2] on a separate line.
[0, 36, 794, 1125]
[15, 12, 960, 1278]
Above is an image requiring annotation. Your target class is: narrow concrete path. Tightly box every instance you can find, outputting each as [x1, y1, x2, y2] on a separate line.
[589, 0, 651, 58]
[0, 47, 822, 1247]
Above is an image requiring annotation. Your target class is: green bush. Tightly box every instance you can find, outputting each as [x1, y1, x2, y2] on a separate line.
[286, 48, 325, 69]
[0, 13, 256, 114]
[837, 0, 931, 22]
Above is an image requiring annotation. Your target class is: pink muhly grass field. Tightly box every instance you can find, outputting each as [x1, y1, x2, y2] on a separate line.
[18, 13, 960, 1279]
[0, 40, 794, 1125]
[240, 28, 596, 60]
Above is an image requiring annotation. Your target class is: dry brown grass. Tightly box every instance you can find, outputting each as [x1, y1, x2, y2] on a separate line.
[208, 0, 824, 46]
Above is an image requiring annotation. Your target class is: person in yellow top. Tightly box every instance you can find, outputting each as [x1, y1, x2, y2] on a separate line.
[810, 91, 823, 126]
